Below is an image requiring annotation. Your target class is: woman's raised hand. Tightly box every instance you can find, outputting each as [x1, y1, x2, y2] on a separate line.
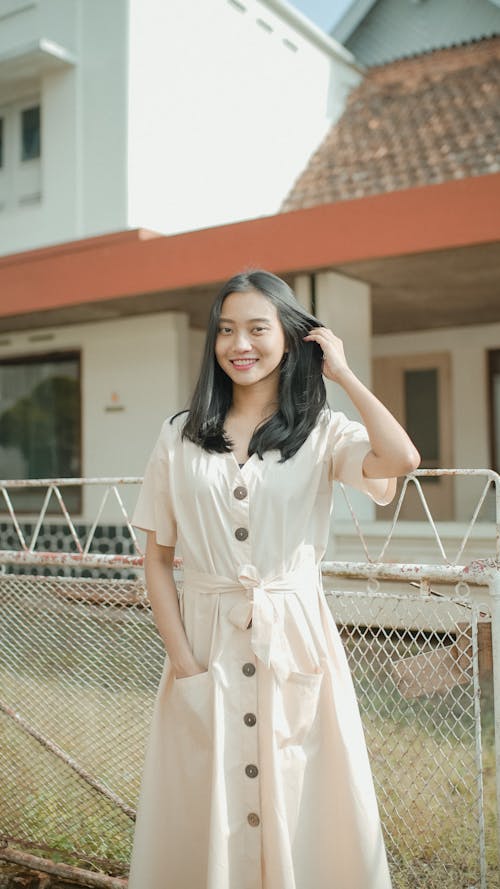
[303, 327, 351, 384]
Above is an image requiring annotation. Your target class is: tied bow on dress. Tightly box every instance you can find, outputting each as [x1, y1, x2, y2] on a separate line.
[183, 559, 321, 682]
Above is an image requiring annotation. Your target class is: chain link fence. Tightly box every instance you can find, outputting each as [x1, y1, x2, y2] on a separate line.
[329, 588, 493, 888]
[0, 474, 499, 887]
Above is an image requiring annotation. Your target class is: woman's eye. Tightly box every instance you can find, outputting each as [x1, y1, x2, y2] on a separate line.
[217, 325, 267, 334]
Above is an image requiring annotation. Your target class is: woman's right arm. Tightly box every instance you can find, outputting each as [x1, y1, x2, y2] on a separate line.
[144, 530, 204, 678]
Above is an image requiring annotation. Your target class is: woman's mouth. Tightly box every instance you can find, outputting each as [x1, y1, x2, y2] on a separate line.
[230, 359, 258, 370]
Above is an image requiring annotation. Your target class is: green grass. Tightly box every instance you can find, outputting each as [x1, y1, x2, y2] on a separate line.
[357, 671, 499, 888]
[0, 673, 145, 873]
[1, 666, 498, 886]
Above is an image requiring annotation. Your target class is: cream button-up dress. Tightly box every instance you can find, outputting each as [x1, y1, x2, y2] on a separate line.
[128, 408, 397, 889]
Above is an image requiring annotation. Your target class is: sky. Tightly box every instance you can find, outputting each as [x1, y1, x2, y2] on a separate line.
[289, 0, 354, 32]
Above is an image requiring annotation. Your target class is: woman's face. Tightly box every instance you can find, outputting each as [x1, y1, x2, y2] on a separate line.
[215, 289, 287, 390]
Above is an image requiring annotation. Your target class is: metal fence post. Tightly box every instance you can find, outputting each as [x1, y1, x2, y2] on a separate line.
[489, 567, 500, 861]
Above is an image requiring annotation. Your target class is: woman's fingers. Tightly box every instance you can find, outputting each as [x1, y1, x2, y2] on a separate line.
[303, 328, 350, 382]
[303, 327, 341, 346]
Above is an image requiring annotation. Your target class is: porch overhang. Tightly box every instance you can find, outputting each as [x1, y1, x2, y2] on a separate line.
[0, 172, 499, 334]
[0, 38, 77, 85]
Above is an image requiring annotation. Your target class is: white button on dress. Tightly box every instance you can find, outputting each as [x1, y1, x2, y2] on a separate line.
[128, 408, 397, 889]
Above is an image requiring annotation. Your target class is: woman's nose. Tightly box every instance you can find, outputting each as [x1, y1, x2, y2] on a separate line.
[233, 331, 252, 350]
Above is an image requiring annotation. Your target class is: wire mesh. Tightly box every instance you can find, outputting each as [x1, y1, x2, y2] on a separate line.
[0, 572, 496, 887]
[0, 574, 162, 877]
[1, 472, 499, 887]
[327, 587, 495, 888]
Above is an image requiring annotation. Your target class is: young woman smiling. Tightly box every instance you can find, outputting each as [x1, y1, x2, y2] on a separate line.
[128, 270, 420, 889]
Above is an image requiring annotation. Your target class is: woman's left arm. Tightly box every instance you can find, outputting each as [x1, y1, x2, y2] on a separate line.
[303, 328, 421, 479]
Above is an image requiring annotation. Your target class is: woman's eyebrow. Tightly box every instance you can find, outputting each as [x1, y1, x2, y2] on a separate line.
[218, 317, 272, 323]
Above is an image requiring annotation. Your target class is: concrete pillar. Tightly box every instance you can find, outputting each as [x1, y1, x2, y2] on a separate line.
[292, 274, 313, 313]
[316, 270, 376, 528]
[451, 342, 489, 521]
[189, 327, 207, 392]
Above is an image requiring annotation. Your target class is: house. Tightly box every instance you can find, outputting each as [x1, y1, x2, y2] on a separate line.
[0, 0, 362, 555]
[331, 0, 500, 66]
[282, 0, 500, 556]
[1, 1, 500, 568]
[0, 0, 361, 256]
[282, 34, 500, 537]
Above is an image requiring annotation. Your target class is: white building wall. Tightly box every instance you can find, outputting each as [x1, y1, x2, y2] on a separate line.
[0, 76, 79, 254]
[126, 0, 360, 235]
[0, 0, 41, 51]
[82, 312, 191, 481]
[78, 0, 128, 237]
[36, 0, 79, 53]
[0, 0, 128, 255]
[0, 0, 79, 56]
[0, 0, 360, 255]
[0, 311, 191, 521]
[373, 321, 500, 520]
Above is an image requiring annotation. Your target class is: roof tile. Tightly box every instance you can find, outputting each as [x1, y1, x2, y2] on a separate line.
[281, 37, 500, 211]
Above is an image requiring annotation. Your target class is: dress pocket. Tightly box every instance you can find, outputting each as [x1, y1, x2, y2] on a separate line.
[174, 670, 209, 686]
[171, 670, 212, 743]
[275, 669, 323, 747]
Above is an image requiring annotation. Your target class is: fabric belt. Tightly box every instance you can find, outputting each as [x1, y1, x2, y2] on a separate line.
[183, 560, 319, 681]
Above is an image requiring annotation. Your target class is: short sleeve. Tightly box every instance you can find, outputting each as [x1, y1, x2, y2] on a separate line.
[131, 420, 177, 546]
[327, 410, 397, 507]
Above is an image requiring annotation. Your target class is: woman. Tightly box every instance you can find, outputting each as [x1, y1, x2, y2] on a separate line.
[128, 270, 420, 889]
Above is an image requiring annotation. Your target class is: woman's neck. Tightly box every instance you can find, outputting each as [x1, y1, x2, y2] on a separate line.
[229, 381, 279, 421]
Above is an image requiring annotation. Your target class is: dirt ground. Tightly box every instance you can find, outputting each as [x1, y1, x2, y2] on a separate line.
[0, 864, 82, 889]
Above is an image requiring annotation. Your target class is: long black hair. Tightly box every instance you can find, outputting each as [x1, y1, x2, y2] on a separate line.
[175, 270, 327, 462]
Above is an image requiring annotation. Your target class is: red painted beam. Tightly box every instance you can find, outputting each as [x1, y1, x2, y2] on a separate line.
[0, 173, 499, 319]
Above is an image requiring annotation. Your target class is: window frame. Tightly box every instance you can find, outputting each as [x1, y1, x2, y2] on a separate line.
[487, 348, 500, 474]
[20, 102, 41, 162]
[0, 95, 42, 211]
[403, 366, 441, 473]
[0, 349, 83, 515]
[373, 351, 454, 520]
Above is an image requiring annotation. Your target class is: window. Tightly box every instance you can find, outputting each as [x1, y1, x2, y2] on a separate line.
[0, 352, 81, 511]
[404, 368, 440, 477]
[488, 350, 500, 473]
[21, 105, 40, 161]
[0, 99, 42, 210]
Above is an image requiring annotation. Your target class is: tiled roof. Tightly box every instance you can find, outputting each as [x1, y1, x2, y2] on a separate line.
[281, 37, 500, 211]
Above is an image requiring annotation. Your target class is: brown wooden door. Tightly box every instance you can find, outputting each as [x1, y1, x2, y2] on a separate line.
[373, 353, 454, 521]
